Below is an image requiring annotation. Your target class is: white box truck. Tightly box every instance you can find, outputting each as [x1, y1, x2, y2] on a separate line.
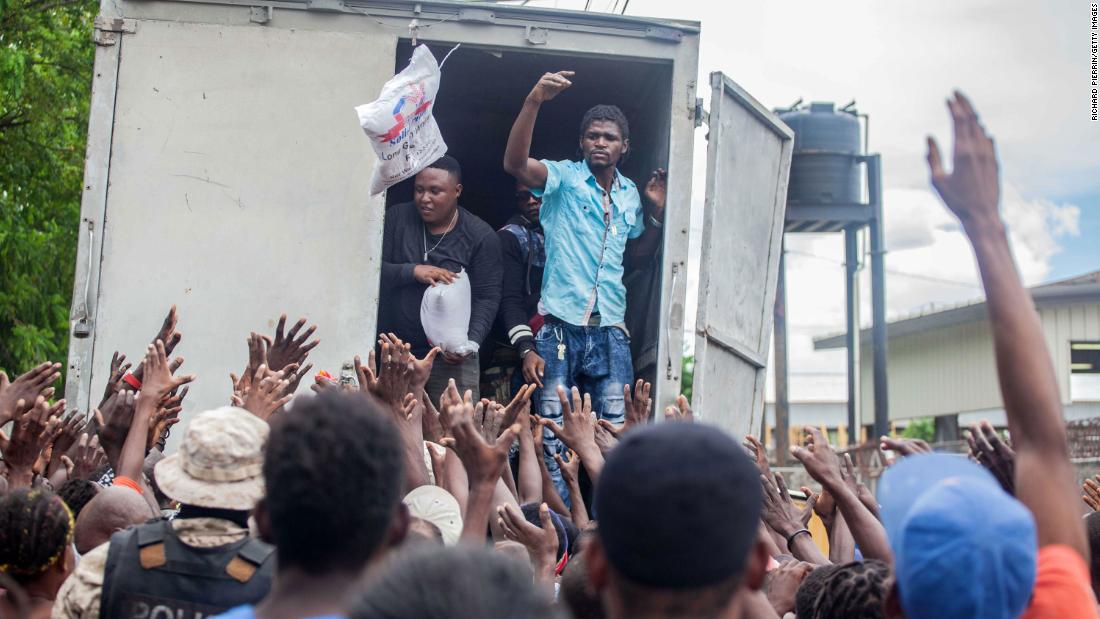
[65, 0, 792, 439]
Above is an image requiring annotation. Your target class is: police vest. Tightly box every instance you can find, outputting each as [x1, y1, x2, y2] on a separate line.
[100, 519, 275, 619]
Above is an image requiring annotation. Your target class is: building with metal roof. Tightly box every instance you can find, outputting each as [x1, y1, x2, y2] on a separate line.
[814, 270, 1100, 430]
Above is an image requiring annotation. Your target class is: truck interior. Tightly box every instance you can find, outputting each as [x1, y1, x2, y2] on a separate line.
[383, 40, 675, 388]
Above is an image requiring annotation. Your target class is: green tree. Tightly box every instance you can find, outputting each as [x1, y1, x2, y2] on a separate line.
[0, 0, 96, 374]
[681, 354, 694, 401]
[901, 417, 935, 443]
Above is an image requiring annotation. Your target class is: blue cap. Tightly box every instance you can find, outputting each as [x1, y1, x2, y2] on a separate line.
[879, 454, 1037, 619]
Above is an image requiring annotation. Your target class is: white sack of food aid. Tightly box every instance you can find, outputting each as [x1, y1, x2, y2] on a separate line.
[356, 44, 447, 195]
[421, 269, 478, 356]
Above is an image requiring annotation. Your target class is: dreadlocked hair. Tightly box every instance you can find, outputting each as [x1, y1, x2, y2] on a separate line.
[0, 488, 74, 581]
[811, 559, 889, 619]
[58, 479, 101, 520]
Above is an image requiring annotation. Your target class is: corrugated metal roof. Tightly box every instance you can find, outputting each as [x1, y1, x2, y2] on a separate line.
[814, 269, 1100, 350]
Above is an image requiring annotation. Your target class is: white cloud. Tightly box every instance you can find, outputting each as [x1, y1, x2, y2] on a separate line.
[532, 0, 1093, 404]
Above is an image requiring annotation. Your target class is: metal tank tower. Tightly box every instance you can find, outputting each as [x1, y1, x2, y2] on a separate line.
[771, 100, 887, 462]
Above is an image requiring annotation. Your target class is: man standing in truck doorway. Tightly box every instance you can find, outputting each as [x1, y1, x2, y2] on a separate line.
[503, 70, 666, 501]
[379, 155, 502, 402]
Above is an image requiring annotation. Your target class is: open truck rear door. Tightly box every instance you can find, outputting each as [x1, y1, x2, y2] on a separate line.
[692, 72, 793, 437]
[65, 15, 397, 423]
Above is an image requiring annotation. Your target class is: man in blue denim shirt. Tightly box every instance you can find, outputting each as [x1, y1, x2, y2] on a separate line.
[504, 70, 667, 502]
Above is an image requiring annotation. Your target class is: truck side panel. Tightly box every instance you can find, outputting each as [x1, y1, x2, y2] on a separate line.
[70, 17, 395, 435]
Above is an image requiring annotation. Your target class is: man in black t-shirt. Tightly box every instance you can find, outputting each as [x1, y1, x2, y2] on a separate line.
[481, 183, 546, 400]
[378, 156, 502, 402]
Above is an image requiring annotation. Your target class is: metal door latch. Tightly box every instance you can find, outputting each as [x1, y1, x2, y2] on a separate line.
[93, 17, 136, 46]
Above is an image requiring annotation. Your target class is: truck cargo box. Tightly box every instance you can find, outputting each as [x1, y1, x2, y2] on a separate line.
[66, 0, 792, 440]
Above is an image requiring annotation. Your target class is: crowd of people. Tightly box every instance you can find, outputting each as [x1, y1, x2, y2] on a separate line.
[1, 81, 1099, 619]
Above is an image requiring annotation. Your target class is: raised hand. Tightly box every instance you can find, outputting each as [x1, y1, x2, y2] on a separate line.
[1083, 476, 1100, 512]
[644, 168, 667, 215]
[436, 379, 465, 436]
[813, 487, 837, 527]
[232, 365, 292, 422]
[541, 386, 598, 454]
[744, 434, 772, 478]
[69, 433, 107, 480]
[966, 421, 1015, 495]
[593, 421, 619, 456]
[766, 560, 815, 616]
[132, 306, 182, 384]
[760, 472, 804, 539]
[47, 410, 85, 476]
[527, 71, 574, 104]
[790, 427, 843, 488]
[101, 351, 132, 405]
[501, 383, 537, 430]
[444, 401, 518, 483]
[555, 449, 582, 487]
[359, 342, 414, 410]
[32, 416, 65, 478]
[231, 332, 271, 399]
[663, 394, 694, 422]
[798, 487, 818, 528]
[927, 91, 1000, 229]
[497, 502, 559, 582]
[601, 379, 651, 438]
[148, 390, 185, 450]
[475, 400, 505, 443]
[879, 436, 932, 458]
[267, 315, 319, 374]
[542, 386, 605, 482]
[0, 362, 62, 426]
[140, 340, 195, 402]
[380, 333, 438, 394]
[0, 397, 60, 485]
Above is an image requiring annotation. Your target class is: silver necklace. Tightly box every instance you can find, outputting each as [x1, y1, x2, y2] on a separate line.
[423, 209, 459, 262]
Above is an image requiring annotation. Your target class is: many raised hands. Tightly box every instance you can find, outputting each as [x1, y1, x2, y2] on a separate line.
[0, 396, 62, 488]
[443, 399, 520, 542]
[791, 427, 891, 563]
[232, 365, 293, 422]
[0, 361, 61, 427]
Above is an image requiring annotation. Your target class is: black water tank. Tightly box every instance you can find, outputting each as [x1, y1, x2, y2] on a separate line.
[778, 102, 861, 205]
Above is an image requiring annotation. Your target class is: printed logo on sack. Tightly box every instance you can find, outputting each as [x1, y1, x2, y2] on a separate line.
[380, 82, 432, 144]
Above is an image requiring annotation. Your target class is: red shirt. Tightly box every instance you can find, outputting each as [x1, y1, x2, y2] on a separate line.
[1021, 544, 1099, 619]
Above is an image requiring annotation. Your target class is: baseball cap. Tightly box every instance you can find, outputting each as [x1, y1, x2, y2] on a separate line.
[879, 453, 1037, 619]
[403, 485, 462, 546]
[594, 422, 762, 589]
[154, 407, 268, 510]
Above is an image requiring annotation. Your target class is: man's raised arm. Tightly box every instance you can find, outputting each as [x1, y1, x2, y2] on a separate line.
[503, 71, 574, 189]
[928, 91, 1087, 558]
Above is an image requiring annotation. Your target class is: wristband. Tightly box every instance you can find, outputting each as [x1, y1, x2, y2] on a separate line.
[785, 528, 811, 548]
[647, 214, 663, 228]
[122, 373, 142, 390]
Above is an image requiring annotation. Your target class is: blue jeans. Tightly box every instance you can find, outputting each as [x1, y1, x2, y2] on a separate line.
[536, 317, 633, 505]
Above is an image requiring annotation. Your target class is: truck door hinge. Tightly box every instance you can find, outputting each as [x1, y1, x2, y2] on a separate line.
[694, 97, 709, 128]
[93, 17, 136, 46]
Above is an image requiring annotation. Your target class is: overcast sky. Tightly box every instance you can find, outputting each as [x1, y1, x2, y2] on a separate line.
[528, 0, 1099, 403]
